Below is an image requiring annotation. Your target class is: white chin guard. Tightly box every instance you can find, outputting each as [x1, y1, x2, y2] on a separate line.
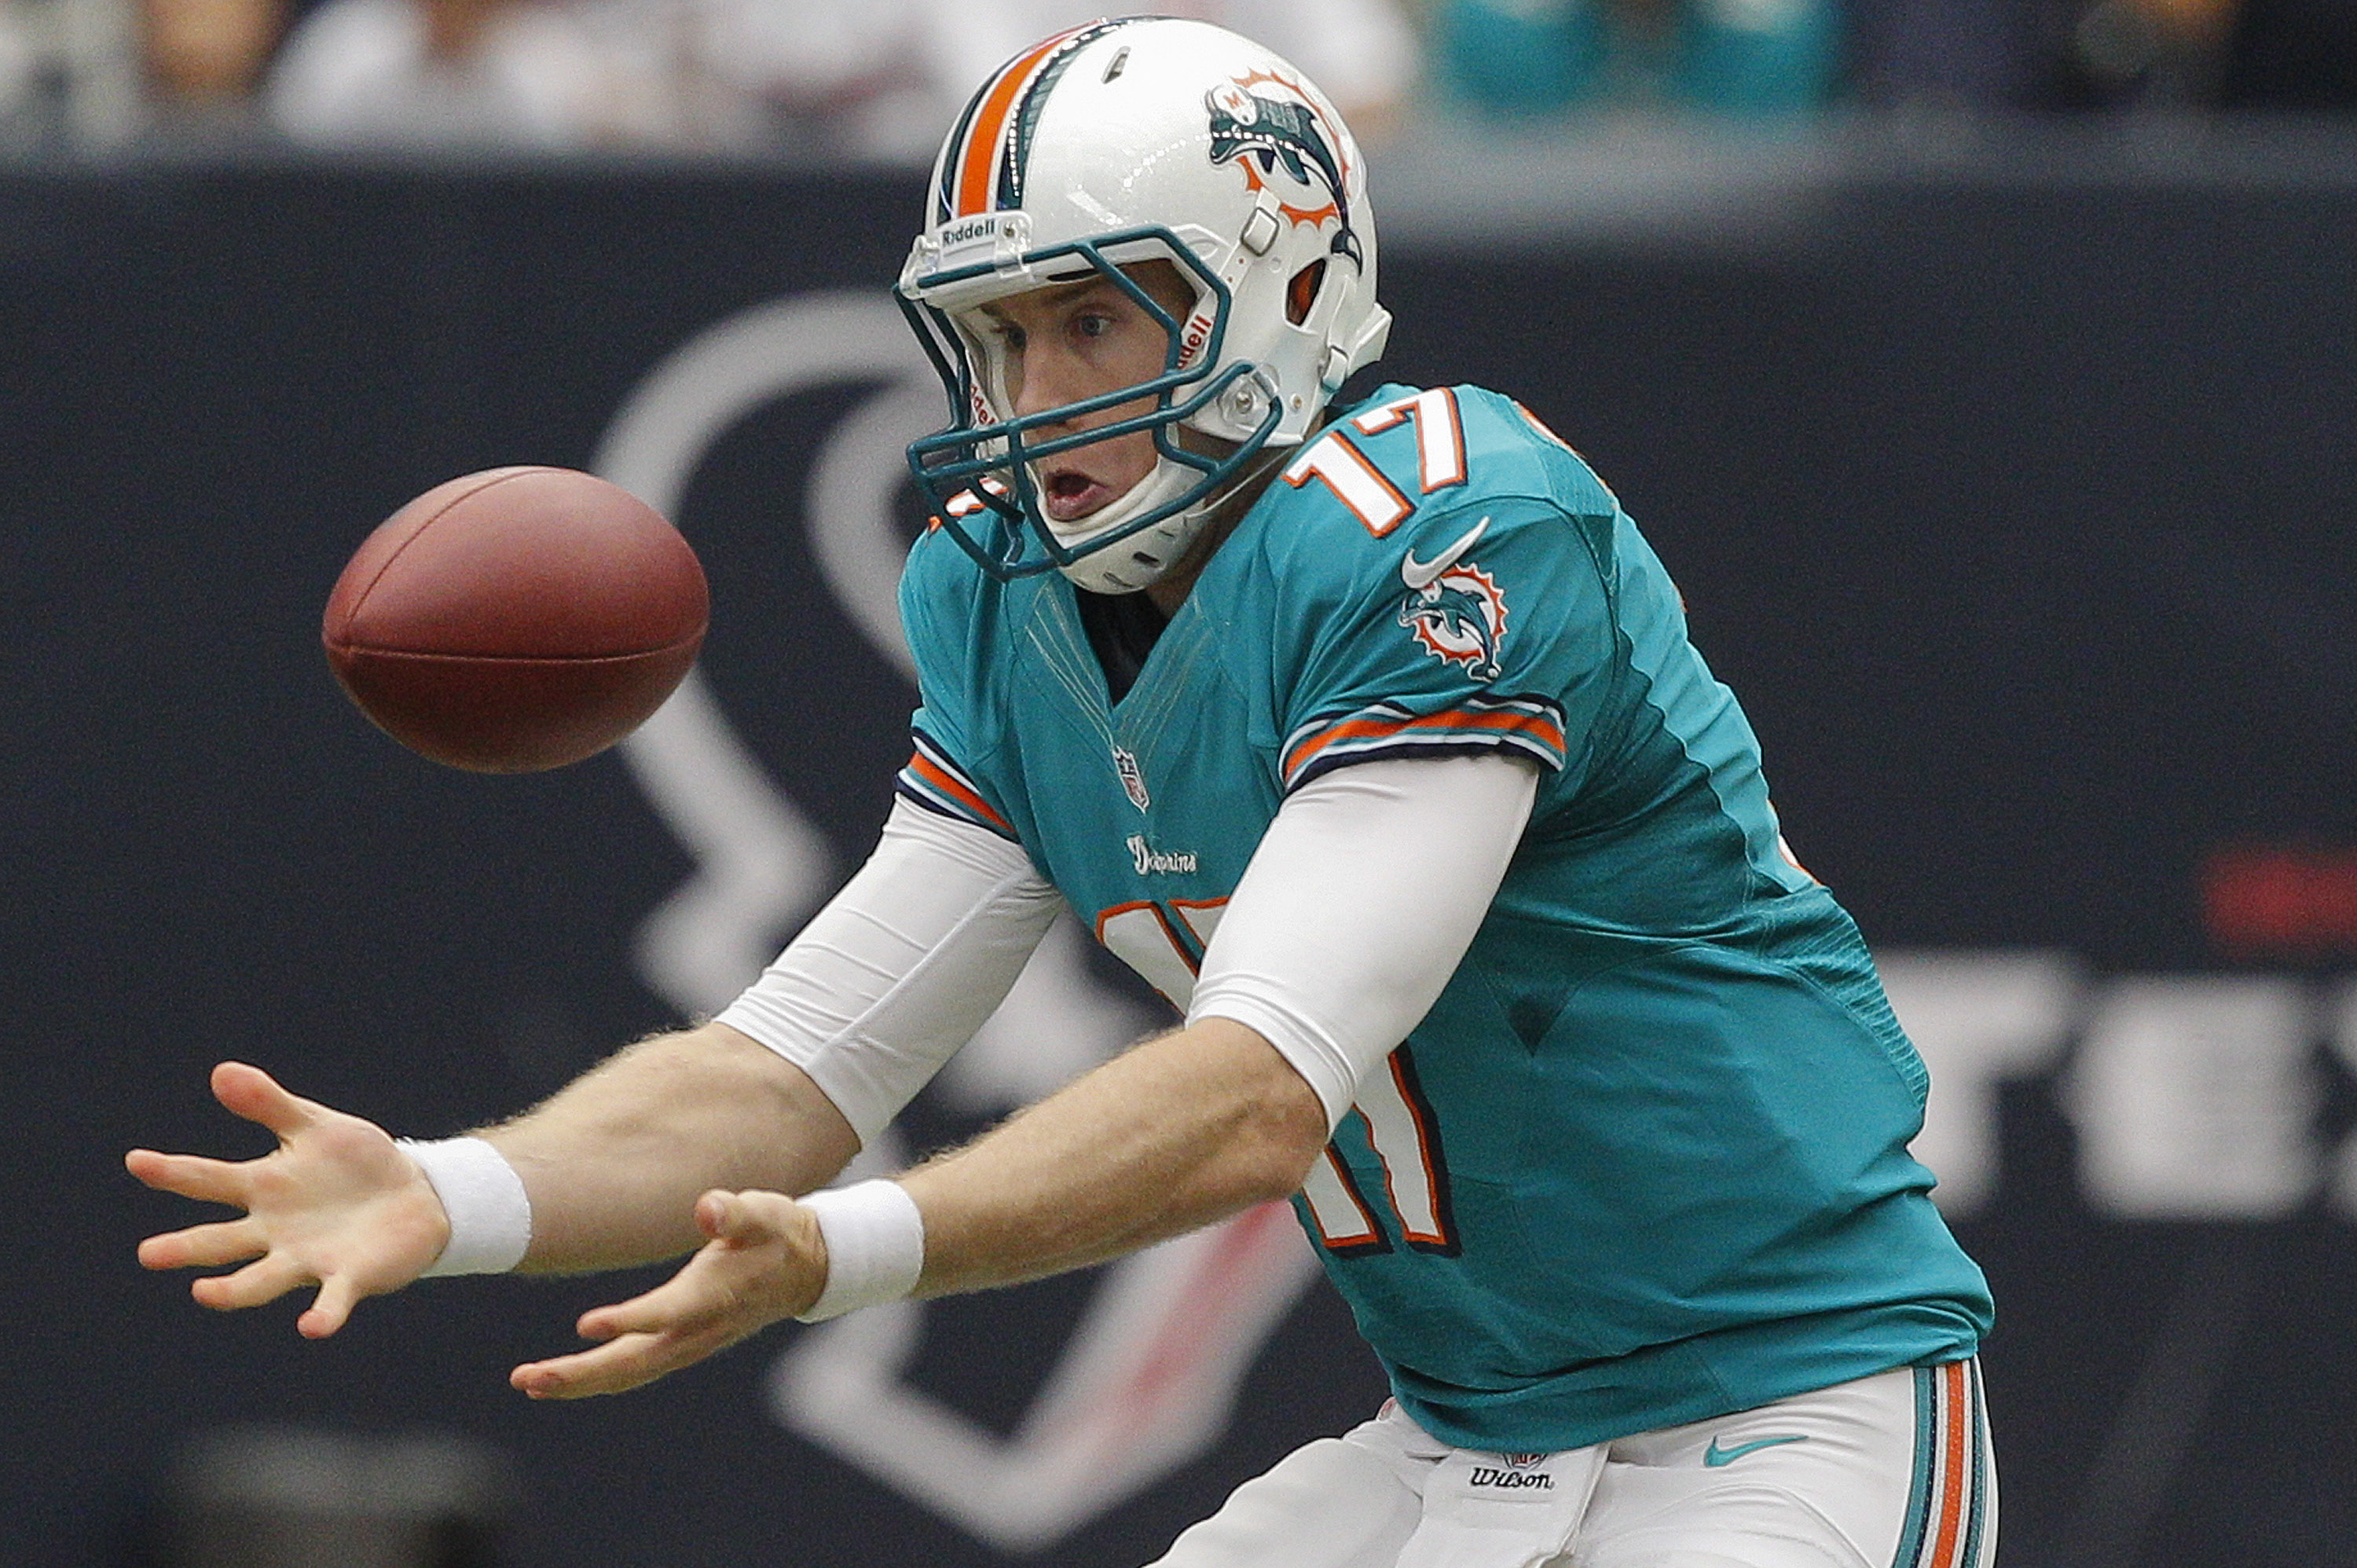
[1047, 455, 1218, 594]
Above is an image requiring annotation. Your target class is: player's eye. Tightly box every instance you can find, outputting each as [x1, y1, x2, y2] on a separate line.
[1072, 310, 1116, 340]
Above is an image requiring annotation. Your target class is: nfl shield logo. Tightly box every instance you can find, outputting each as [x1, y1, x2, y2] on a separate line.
[1112, 746, 1150, 812]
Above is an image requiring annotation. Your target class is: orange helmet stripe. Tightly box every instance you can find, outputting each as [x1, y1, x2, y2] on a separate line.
[951, 24, 1095, 218]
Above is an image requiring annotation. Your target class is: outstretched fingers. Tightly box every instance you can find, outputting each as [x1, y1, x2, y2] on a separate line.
[299, 1273, 366, 1340]
[134, 1064, 439, 1344]
[189, 1251, 313, 1313]
[511, 1192, 819, 1401]
[566, 1192, 792, 1344]
[210, 1061, 326, 1140]
[125, 1148, 251, 1207]
[516, 1246, 751, 1397]
[137, 1217, 266, 1272]
[574, 1267, 732, 1346]
[511, 1324, 731, 1400]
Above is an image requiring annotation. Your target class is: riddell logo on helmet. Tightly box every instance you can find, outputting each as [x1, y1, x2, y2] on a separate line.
[939, 217, 1004, 247]
[937, 215, 1028, 262]
[1179, 310, 1215, 365]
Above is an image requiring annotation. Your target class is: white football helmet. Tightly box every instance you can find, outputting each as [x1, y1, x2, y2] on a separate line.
[898, 16, 1391, 593]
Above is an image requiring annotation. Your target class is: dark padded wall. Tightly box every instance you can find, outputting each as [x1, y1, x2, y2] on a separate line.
[5, 158, 2352, 1568]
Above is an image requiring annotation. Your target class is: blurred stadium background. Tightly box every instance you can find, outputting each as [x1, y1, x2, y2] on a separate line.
[5, 1, 2355, 1564]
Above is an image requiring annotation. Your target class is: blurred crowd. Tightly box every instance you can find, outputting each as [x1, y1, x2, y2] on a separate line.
[1, 0, 2353, 153]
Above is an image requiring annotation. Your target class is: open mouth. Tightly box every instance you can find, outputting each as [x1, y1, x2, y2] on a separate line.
[1040, 466, 1114, 524]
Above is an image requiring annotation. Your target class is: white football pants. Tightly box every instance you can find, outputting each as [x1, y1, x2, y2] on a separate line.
[1147, 1361, 1994, 1568]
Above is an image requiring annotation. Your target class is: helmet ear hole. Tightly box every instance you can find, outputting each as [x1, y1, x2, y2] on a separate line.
[1285, 260, 1327, 326]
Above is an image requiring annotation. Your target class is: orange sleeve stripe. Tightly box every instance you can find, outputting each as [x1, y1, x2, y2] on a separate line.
[952, 29, 1085, 217]
[1282, 708, 1567, 779]
[907, 751, 1012, 832]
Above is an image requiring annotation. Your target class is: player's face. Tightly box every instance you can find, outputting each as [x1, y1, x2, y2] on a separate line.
[970, 262, 1198, 526]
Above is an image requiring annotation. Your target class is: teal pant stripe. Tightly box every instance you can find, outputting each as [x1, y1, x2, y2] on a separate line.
[1890, 1364, 1937, 1568]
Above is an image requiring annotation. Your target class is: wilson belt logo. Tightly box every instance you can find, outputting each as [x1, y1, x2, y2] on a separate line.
[1127, 835, 1197, 875]
[1468, 1453, 1554, 1490]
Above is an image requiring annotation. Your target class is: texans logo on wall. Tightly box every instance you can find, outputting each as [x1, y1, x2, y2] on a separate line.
[591, 292, 1321, 1552]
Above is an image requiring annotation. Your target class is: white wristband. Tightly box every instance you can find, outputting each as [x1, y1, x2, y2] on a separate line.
[398, 1136, 533, 1277]
[794, 1179, 925, 1322]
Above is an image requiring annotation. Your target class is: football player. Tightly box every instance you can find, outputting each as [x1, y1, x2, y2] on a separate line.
[132, 19, 1995, 1566]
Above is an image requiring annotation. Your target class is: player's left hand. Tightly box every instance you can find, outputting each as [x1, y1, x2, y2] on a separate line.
[509, 1189, 825, 1399]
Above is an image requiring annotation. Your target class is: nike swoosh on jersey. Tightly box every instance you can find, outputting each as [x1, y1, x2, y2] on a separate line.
[1702, 1434, 1811, 1467]
[1400, 517, 1490, 591]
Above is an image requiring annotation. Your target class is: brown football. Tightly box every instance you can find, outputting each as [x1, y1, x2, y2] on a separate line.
[322, 467, 708, 773]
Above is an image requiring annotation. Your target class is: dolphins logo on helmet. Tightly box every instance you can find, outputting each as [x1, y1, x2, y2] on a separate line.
[1204, 75, 1364, 269]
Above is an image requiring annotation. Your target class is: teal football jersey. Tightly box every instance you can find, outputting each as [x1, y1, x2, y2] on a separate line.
[896, 383, 1992, 1452]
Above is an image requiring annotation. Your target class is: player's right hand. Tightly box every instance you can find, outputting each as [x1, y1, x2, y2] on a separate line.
[127, 1061, 453, 1339]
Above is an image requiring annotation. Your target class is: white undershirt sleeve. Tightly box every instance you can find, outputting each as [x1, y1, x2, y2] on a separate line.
[715, 796, 1065, 1148]
[1186, 753, 1539, 1131]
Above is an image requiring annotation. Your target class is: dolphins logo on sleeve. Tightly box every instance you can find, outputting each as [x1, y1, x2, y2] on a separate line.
[1398, 560, 1508, 682]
